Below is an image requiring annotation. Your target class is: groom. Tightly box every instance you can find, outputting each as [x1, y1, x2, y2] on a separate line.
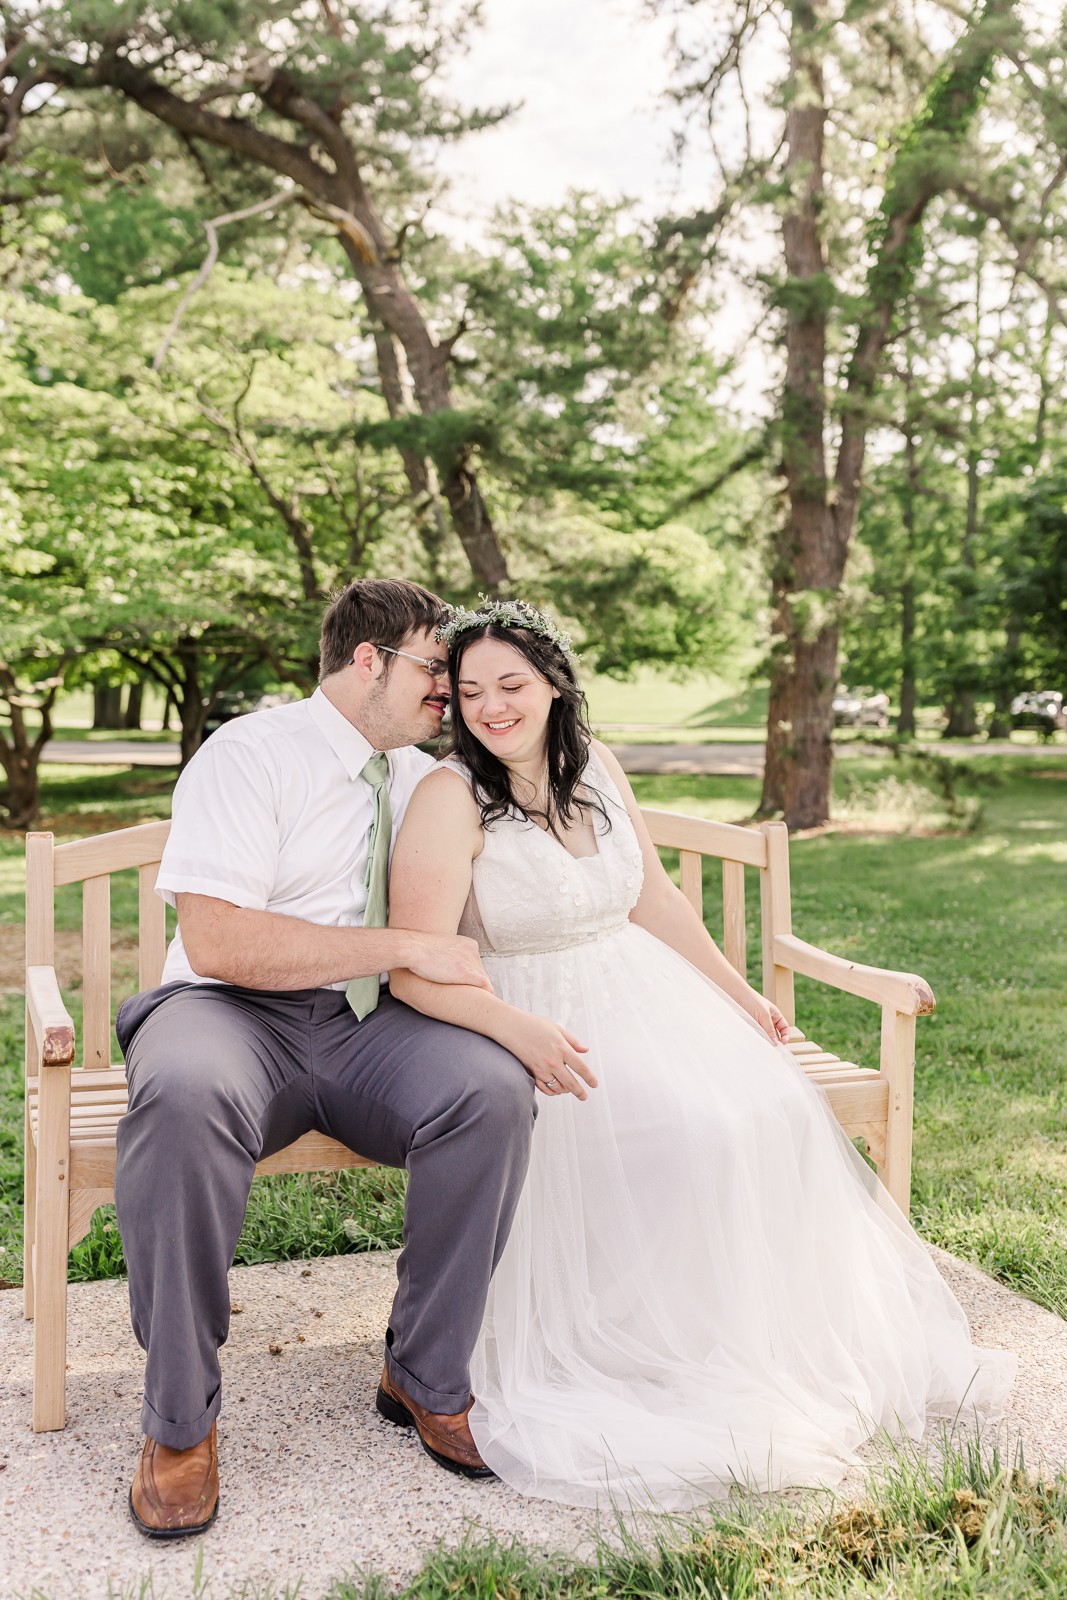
[113, 578, 536, 1538]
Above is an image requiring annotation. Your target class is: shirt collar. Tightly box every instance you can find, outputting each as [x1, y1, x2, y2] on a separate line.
[307, 687, 386, 783]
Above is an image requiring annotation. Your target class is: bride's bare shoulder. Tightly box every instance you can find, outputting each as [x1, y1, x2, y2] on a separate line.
[406, 763, 482, 843]
[413, 762, 475, 802]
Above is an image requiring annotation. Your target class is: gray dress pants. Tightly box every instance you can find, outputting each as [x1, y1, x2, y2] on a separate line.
[114, 983, 534, 1450]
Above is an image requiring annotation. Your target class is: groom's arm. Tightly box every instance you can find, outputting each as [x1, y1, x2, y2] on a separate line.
[177, 893, 493, 993]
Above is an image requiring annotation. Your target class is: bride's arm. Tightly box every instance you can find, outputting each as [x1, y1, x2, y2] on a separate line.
[592, 741, 789, 1045]
[387, 768, 598, 1099]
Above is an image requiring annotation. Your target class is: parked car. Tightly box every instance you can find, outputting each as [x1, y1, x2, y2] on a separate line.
[832, 686, 891, 729]
[1011, 690, 1067, 735]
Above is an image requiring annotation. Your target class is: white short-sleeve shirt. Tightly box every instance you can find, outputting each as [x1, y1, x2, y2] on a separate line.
[157, 688, 436, 989]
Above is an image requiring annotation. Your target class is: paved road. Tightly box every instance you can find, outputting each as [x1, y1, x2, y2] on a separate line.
[606, 742, 766, 776]
[607, 738, 1058, 776]
[41, 736, 1058, 775]
[43, 738, 766, 776]
[43, 739, 181, 767]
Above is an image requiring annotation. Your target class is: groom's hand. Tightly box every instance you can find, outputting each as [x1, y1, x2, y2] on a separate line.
[400, 931, 495, 993]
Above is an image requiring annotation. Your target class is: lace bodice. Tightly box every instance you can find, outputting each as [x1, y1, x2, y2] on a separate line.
[438, 747, 644, 958]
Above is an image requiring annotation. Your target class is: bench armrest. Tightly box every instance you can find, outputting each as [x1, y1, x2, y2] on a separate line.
[772, 934, 935, 1017]
[26, 965, 76, 1065]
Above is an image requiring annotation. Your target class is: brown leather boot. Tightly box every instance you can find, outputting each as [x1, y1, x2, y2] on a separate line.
[377, 1363, 496, 1480]
[128, 1420, 220, 1539]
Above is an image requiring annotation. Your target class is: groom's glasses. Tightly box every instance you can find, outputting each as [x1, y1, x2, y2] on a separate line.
[371, 645, 450, 679]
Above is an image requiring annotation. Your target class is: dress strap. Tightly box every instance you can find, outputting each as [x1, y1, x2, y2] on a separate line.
[435, 756, 473, 788]
[582, 743, 627, 816]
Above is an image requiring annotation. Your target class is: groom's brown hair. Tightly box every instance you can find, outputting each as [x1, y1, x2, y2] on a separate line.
[319, 579, 448, 680]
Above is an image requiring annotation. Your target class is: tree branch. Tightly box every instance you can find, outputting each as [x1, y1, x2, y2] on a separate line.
[670, 441, 767, 511]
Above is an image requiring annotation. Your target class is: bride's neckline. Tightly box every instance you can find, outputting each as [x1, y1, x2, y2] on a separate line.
[524, 775, 603, 863]
[446, 750, 607, 863]
[529, 816, 601, 864]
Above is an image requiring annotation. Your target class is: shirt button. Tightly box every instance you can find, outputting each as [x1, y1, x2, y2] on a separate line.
[339, 915, 353, 927]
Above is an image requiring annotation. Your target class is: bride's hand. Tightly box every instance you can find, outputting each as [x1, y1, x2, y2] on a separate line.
[499, 1013, 598, 1101]
[745, 993, 790, 1046]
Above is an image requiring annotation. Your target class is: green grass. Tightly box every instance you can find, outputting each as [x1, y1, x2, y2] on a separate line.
[321, 1434, 1067, 1600]
[2, 754, 1066, 1321]
[582, 668, 766, 728]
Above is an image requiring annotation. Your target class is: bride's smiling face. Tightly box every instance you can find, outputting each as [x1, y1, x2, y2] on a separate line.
[457, 637, 561, 766]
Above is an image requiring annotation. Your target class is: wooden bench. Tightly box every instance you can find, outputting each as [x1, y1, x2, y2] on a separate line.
[23, 813, 935, 1433]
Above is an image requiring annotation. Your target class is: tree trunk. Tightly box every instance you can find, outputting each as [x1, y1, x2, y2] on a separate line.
[0, 671, 61, 829]
[94, 59, 511, 590]
[759, 1, 834, 827]
[338, 232, 509, 589]
[372, 325, 449, 583]
[898, 428, 919, 736]
[438, 460, 509, 591]
[943, 692, 979, 737]
[759, 629, 791, 815]
[162, 686, 175, 731]
[171, 644, 213, 770]
[124, 679, 144, 730]
[178, 697, 210, 768]
[942, 310, 982, 743]
[989, 621, 1020, 737]
[767, 0, 1011, 819]
[93, 682, 123, 729]
[898, 578, 917, 736]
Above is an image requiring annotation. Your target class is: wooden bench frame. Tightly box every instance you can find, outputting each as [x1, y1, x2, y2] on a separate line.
[23, 813, 934, 1433]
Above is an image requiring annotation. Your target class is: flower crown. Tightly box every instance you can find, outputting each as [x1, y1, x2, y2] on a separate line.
[435, 597, 579, 662]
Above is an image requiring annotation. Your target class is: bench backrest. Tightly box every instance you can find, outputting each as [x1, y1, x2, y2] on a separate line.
[640, 811, 792, 1012]
[25, 812, 796, 1075]
[26, 821, 170, 1075]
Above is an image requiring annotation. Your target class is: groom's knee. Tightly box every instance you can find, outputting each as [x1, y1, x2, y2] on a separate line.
[446, 1034, 535, 1154]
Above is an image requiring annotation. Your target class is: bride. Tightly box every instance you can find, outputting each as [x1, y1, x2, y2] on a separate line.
[386, 597, 1015, 1510]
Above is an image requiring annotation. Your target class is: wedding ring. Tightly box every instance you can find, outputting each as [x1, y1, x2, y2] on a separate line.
[545, 1077, 558, 1089]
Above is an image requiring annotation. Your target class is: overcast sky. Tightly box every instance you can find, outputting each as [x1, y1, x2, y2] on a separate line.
[431, 0, 709, 240]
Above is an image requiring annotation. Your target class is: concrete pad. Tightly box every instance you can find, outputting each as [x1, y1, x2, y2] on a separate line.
[0, 1255, 595, 1600]
[2, 1249, 1065, 1599]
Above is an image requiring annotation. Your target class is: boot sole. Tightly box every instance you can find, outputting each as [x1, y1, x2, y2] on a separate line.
[375, 1383, 497, 1481]
[128, 1487, 220, 1540]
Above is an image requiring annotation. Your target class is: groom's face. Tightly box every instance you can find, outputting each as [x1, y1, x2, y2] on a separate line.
[365, 626, 451, 746]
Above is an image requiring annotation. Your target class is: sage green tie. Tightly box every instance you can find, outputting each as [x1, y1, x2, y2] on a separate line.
[346, 752, 392, 1021]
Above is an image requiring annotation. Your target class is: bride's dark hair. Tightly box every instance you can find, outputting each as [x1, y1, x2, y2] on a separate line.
[442, 622, 612, 837]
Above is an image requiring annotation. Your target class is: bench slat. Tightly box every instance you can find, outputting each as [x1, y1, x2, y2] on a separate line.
[255, 1132, 377, 1175]
[82, 875, 111, 1071]
[53, 821, 171, 886]
[641, 809, 768, 868]
[722, 859, 746, 979]
[28, 1069, 126, 1091]
[139, 862, 167, 990]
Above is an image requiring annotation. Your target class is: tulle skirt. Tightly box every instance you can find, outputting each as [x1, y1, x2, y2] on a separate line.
[468, 922, 1016, 1510]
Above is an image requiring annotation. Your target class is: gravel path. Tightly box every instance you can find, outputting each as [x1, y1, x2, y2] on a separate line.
[2, 1247, 1064, 1600]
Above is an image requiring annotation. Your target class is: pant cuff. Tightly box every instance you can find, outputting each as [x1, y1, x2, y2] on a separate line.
[140, 1386, 221, 1451]
[385, 1350, 469, 1416]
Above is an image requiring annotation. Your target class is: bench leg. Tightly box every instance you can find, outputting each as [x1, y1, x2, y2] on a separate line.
[33, 1061, 70, 1433]
[23, 1096, 36, 1321]
[880, 1006, 915, 1217]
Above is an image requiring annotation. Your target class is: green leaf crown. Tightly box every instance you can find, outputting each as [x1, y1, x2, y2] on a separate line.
[435, 597, 579, 662]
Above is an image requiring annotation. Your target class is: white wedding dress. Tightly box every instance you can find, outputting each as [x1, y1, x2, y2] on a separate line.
[438, 750, 1016, 1510]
